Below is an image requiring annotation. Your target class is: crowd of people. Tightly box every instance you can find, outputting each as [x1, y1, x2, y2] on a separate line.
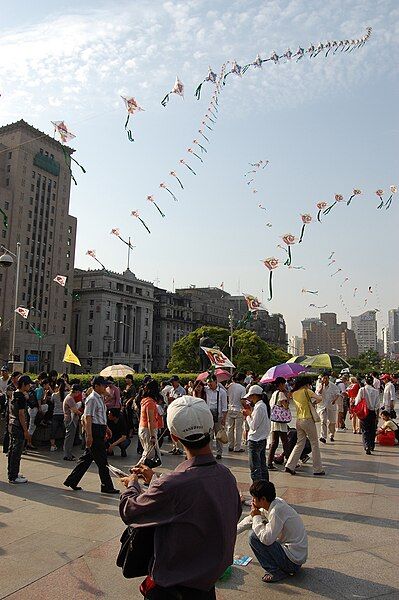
[0, 364, 398, 597]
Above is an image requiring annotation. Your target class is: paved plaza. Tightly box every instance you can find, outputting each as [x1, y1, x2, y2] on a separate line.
[0, 433, 398, 600]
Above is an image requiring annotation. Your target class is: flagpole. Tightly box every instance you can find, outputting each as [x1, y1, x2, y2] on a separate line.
[11, 242, 21, 365]
[127, 237, 131, 270]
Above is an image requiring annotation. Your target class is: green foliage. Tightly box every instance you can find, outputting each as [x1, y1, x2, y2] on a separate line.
[168, 326, 289, 375]
[348, 349, 399, 376]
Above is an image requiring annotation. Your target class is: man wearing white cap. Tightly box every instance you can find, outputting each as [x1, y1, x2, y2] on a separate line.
[119, 396, 241, 599]
[242, 385, 270, 482]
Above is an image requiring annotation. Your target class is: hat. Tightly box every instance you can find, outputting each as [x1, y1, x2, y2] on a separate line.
[1, 365, 8, 371]
[167, 395, 213, 442]
[380, 374, 390, 381]
[92, 375, 109, 387]
[243, 384, 264, 398]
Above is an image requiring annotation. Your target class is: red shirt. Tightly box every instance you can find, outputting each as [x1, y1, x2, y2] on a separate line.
[347, 383, 360, 400]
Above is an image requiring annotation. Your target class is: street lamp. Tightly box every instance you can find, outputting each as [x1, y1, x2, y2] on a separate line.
[228, 308, 234, 368]
[0, 242, 21, 365]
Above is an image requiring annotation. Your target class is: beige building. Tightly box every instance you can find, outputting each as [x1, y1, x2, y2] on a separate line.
[351, 311, 378, 354]
[72, 268, 155, 373]
[302, 313, 358, 358]
[0, 120, 77, 372]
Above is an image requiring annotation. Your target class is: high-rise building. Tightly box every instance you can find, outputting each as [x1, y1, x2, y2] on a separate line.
[302, 313, 358, 358]
[388, 308, 399, 353]
[152, 288, 194, 372]
[288, 336, 302, 355]
[72, 268, 155, 373]
[0, 120, 77, 371]
[351, 311, 378, 354]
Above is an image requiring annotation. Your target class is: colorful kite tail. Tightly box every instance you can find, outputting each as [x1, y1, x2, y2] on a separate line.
[196, 142, 207, 153]
[204, 123, 213, 131]
[284, 247, 292, 266]
[385, 195, 393, 209]
[199, 131, 210, 143]
[164, 187, 178, 202]
[317, 210, 323, 222]
[154, 202, 165, 218]
[161, 93, 170, 107]
[347, 194, 355, 205]
[70, 155, 86, 174]
[377, 198, 384, 209]
[208, 108, 217, 119]
[127, 130, 134, 142]
[195, 82, 203, 100]
[323, 201, 337, 215]
[191, 151, 203, 163]
[206, 115, 216, 124]
[298, 224, 306, 243]
[267, 271, 274, 301]
[173, 175, 184, 189]
[139, 218, 151, 233]
[124, 114, 130, 130]
[183, 163, 196, 175]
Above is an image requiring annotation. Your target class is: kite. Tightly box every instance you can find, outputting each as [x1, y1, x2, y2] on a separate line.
[340, 277, 350, 287]
[262, 257, 279, 300]
[347, 188, 362, 206]
[15, 307, 29, 319]
[223, 60, 243, 84]
[330, 268, 342, 277]
[120, 96, 144, 142]
[161, 76, 184, 107]
[368, 286, 373, 293]
[299, 214, 312, 243]
[242, 53, 264, 73]
[353, 288, 358, 297]
[52, 120, 86, 185]
[265, 223, 272, 228]
[179, 159, 196, 175]
[310, 304, 328, 308]
[302, 289, 319, 294]
[281, 234, 296, 266]
[316, 202, 328, 222]
[170, 171, 184, 189]
[243, 294, 265, 312]
[160, 182, 178, 202]
[328, 252, 335, 260]
[385, 185, 397, 210]
[193, 139, 207, 154]
[131, 211, 151, 234]
[328, 259, 336, 267]
[258, 204, 267, 211]
[375, 189, 385, 209]
[198, 128, 210, 143]
[86, 249, 107, 270]
[200, 346, 235, 369]
[53, 275, 67, 287]
[147, 195, 165, 218]
[187, 147, 204, 163]
[0, 208, 8, 229]
[195, 67, 218, 100]
[110, 228, 134, 249]
[323, 194, 344, 215]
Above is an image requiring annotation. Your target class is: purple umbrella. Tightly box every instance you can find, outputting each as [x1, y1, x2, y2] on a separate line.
[260, 362, 308, 383]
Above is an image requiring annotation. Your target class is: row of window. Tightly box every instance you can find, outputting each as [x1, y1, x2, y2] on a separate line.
[88, 280, 150, 296]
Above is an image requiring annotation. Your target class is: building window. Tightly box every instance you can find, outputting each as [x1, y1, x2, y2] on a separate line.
[88, 341, 92, 352]
[106, 311, 110, 320]
[6, 178, 9, 186]
[8, 151, 12, 159]
[90, 299, 94, 305]
[136, 288, 142, 296]
[6, 165, 11, 172]
[62, 327, 65, 334]
[32, 171, 36, 178]
[105, 325, 110, 335]
[90, 281, 95, 288]
[145, 318, 149, 326]
[67, 238, 71, 246]
[89, 310, 93, 319]
[116, 283, 123, 291]
[88, 325, 93, 334]
[68, 226, 72, 234]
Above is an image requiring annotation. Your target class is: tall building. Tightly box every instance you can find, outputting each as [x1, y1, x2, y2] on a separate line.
[0, 120, 77, 371]
[228, 295, 287, 348]
[388, 308, 399, 353]
[302, 312, 358, 358]
[288, 336, 302, 355]
[351, 311, 378, 354]
[152, 288, 194, 372]
[72, 268, 155, 373]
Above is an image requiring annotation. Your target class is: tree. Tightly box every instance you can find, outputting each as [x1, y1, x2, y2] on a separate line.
[348, 349, 399, 375]
[168, 326, 289, 374]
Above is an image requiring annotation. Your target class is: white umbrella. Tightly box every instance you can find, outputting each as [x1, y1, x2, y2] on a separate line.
[100, 364, 135, 378]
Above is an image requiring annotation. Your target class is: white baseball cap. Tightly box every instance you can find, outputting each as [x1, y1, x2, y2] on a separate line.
[167, 395, 214, 442]
[243, 384, 264, 398]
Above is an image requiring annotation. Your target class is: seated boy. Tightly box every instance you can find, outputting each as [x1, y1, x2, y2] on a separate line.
[241, 480, 308, 583]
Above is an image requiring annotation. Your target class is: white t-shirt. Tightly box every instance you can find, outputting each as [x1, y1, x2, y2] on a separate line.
[161, 384, 173, 404]
[382, 382, 395, 409]
[227, 382, 246, 411]
[315, 382, 340, 409]
[0, 377, 9, 394]
[246, 400, 270, 442]
[205, 385, 228, 416]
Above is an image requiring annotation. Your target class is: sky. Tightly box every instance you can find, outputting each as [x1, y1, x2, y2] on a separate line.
[1, 0, 398, 338]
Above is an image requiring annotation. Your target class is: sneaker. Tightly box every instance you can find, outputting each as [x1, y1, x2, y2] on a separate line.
[9, 476, 28, 484]
[319, 437, 326, 444]
[365, 449, 371, 455]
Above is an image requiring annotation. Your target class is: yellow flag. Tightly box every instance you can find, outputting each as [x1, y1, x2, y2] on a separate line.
[63, 344, 81, 366]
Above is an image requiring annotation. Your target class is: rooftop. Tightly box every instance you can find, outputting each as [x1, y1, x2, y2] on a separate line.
[0, 119, 75, 154]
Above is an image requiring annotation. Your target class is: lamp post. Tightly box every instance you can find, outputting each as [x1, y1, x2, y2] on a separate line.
[228, 308, 234, 369]
[0, 242, 21, 365]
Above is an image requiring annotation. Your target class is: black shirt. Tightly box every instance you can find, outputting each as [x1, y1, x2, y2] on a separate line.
[108, 414, 128, 443]
[9, 390, 27, 431]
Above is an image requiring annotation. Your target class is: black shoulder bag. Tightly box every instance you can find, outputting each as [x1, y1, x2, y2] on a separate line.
[116, 525, 155, 579]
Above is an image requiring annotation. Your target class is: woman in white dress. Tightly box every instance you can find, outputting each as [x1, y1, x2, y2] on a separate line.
[268, 377, 291, 469]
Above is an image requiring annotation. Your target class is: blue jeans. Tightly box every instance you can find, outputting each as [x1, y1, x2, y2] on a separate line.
[248, 438, 268, 481]
[249, 531, 301, 579]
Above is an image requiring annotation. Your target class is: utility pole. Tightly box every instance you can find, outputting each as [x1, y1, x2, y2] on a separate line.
[228, 308, 234, 370]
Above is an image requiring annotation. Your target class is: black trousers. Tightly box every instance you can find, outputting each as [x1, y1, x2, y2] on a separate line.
[7, 429, 25, 481]
[360, 411, 377, 451]
[146, 585, 216, 599]
[64, 424, 114, 490]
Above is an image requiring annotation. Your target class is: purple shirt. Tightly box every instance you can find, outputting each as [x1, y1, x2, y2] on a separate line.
[119, 453, 242, 590]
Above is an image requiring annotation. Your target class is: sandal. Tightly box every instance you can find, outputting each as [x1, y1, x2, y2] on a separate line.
[262, 573, 285, 583]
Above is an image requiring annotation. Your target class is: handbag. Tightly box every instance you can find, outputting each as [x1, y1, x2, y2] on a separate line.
[352, 396, 369, 420]
[305, 390, 320, 423]
[270, 392, 291, 423]
[116, 525, 154, 578]
[216, 426, 228, 444]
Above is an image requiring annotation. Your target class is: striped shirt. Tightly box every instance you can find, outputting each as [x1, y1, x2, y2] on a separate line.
[84, 390, 107, 425]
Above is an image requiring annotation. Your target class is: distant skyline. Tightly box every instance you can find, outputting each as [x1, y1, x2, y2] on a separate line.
[1, 0, 398, 337]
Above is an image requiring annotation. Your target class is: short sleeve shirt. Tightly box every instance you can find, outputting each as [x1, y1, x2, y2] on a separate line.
[9, 391, 27, 431]
[84, 391, 107, 425]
